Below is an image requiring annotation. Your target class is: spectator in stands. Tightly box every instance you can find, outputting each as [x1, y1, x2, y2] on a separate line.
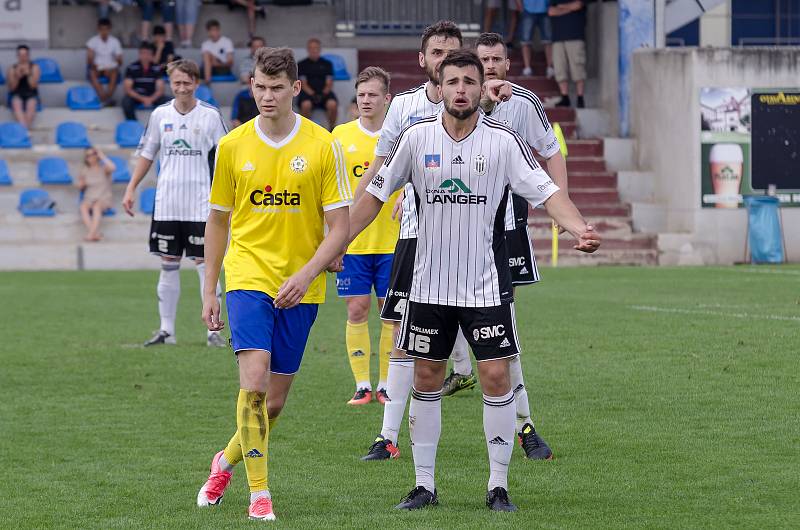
[231, 85, 259, 128]
[77, 146, 116, 242]
[483, 0, 522, 47]
[549, 0, 586, 108]
[297, 38, 338, 131]
[95, 0, 124, 19]
[153, 25, 177, 68]
[137, 0, 175, 43]
[519, 0, 554, 77]
[348, 96, 359, 120]
[6, 45, 41, 130]
[122, 42, 170, 121]
[201, 19, 234, 82]
[238, 36, 265, 84]
[87, 18, 123, 106]
[176, 0, 201, 47]
[228, 0, 266, 39]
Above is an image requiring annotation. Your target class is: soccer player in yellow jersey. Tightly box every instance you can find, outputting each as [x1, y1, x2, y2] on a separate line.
[332, 66, 400, 406]
[196, 47, 351, 522]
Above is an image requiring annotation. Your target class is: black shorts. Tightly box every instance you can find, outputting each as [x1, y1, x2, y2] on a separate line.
[399, 300, 520, 362]
[380, 237, 416, 322]
[297, 90, 337, 110]
[506, 225, 539, 286]
[149, 220, 205, 259]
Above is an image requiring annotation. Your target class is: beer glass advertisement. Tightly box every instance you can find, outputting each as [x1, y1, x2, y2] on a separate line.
[701, 87, 800, 208]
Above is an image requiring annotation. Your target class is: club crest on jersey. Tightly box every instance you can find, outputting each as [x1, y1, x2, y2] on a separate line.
[424, 154, 440, 169]
[290, 156, 307, 173]
[473, 154, 487, 175]
[164, 123, 173, 132]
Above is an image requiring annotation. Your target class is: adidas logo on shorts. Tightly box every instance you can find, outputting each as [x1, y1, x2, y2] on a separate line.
[500, 338, 511, 348]
[519, 266, 529, 274]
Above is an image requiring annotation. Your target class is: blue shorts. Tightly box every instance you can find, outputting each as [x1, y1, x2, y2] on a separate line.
[227, 290, 319, 375]
[336, 253, 393, 298]
[519, 12, 552, 44]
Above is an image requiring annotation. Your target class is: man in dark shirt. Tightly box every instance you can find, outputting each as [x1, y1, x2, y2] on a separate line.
[152, 25, 177, 69]
[296, 38, 338, 131]
[549, 0, 586, 108]
[231, 86, 259, 128]
[122, 42, 170, 121]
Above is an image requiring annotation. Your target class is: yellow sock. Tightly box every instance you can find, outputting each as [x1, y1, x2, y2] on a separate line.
[378, 321, 394, 386]
[222, 417, 279, 467]
[346, 320, 371, 388]
[237, 389, 269, 492]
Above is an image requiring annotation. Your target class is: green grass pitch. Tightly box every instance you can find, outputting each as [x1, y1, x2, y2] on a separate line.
[1, 266, 798, 529]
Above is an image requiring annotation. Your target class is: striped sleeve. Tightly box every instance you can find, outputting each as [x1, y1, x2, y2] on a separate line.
[504, 134, 559, 208]
[322, 139, 353, 211]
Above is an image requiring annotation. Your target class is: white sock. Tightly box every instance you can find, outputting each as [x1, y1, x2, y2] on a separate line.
[357, 380, 372, 391]
[195, 262, 222, 336]
[409, 387, 442, 494]
[451, 329, 473, 375]
[157, 262, 181, 336]
[378, 380, 387, 391]
[509, 355, 533, 431]
[380, 357, 414, 444]
[250, 490, 270, 502]
[483, 390, 515, 491]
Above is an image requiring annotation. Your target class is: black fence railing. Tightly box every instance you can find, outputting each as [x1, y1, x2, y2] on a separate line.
[334, 0, 482, 36]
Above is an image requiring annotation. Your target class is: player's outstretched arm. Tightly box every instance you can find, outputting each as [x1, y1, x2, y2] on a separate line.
[353, 155, 386, 201]
[122, 156, 154, 216]
[201, 209, 230, 331]
[274, 206, 350, 309]
[543, 191, 600, 253]
[545, 151, 568, 195]
[349, 192, 385, 244]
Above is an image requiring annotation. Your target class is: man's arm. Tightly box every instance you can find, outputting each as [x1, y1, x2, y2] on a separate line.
[6, 66, 19, 91]
[542, 190, 599, 252]
[273, 206, 349, 309]
[152, 78, 165, 101]
[349, 192, 385, 244]
[122, 156, 154, 215]
[201, 209, 231, 330]
[544, 151, 568, 194]
[323, 75, 334, 95]
[123, 78, 144, 101]
[29, 64, 41, 89]
[224, 51, 234, 68]
[354, 155, 386, 201]
[300, 78, 315, 96]
[86, 48, 95, 67]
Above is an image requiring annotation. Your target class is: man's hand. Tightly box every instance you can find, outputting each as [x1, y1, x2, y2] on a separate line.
[122, 189, 136, 216]
[484, 79, 512, 103]
[326, 253, 344, 273]
[274, 269, 315, 309]
[574, 224, 600, 253]
[202, 291, 225, 331]
[391, 190, 405, 220]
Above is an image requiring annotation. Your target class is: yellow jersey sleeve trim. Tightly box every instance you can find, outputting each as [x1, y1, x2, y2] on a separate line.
[323, 200, 352, 212]
[332, 140, 353, 202]
[210, 203, 233, 212]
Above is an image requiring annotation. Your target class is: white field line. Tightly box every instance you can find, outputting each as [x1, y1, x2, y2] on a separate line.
[712, 267, 800, 276]
[629, 305, 800, 322]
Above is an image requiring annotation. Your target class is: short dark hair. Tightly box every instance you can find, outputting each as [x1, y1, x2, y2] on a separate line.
[249, 36, 265, 47]
[139, 41, 156, 53]
[16, 44, 30, 53]
[307, 37, 321, 46]
[153, 25, 166, 36]
[253, 47, 298, 83]
[167, 59, 200, 81]
[355, 66, 390, 93]
[205, 19, 220, 30]
[420, 20, 463, 53]
[98, 17, 112, 27]
[437, 49, 484, 85]
[475, 32, 505, 51]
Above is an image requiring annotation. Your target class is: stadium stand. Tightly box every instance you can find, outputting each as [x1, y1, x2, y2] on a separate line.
[195, 84, 218, 107]
[56, 121, 92, 148]
[38, 157, 73, 185]
[18, 189, 56, 217]
[115, 120, 145, 148]
[6, 93, 43, 112]
[34, 58, 64, 84]
[0, 68, 4, 85]
[0, 160, 12, 186]
[109, 155, 131, 183]
[139, 187, 156, 215]
[210, 72, 237, 83]
[0, 122, 32, 148]
[66, 86, 102, 110]
[322, 53, 351, 81]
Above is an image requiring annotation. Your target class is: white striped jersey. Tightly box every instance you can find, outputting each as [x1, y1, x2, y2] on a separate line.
[136, 99, 228, 222]
[487, 82, 561, 230]
[367, 112, 559, 308]
[375, 83, 443, 239]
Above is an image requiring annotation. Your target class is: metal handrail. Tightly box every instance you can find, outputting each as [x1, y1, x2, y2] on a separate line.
[334, 0, 482, 37]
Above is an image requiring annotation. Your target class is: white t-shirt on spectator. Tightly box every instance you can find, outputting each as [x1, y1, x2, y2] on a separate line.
[201, 36, 234, 63]
[86, 35, 123, 70]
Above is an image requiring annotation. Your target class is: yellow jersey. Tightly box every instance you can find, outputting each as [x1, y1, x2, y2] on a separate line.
[210, 114, 352, 304]
[332, 119, 400, 255]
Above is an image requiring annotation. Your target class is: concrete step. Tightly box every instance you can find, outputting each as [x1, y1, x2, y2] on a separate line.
[566, 173, 617, 188]
[0, 212, 150, 243]
[559, 189, 621, 205]
[531, 248, 659, 267]
[565, 139, 603, 157]
[545, 107, 577, 124]
[534, 233, 656, 251]
[529, 216, 633, 238]
[566, 157, 607, 173]
[0, 242, 159, 271]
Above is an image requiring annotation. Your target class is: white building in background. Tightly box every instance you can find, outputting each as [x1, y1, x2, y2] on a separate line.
[701, 94, 751, 133]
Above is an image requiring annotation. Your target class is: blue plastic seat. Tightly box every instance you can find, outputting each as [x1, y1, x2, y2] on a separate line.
[211, 72, 237, 82]
[195, 84, 218, 107]
[56, 121, 91, 148]
[66, 86, 102, 110]
[33, 58, 64, 83]
[0, 68, 4, 85]
[0, 160, 11, 185]
[19, 189, 56, 217]
[0, 122, 32, 148]
[322, 54, 351, 81]
[140, 187, 156, 214]
[231, 88, 249, 120]
[37, 157, 73, 185]
[115, 120, 145, 148]
[108, 155, 131, 183]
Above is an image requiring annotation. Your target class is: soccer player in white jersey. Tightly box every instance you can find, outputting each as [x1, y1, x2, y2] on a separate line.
[442, 31, 571, 459]
[349, 49, 600, 511]
[122, 59, 229, 347]
[354, 20, 513, 461]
